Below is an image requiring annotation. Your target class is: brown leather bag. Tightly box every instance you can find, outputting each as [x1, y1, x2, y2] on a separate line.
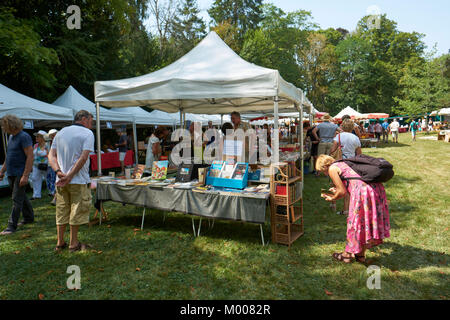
[330, 134, 342, 160]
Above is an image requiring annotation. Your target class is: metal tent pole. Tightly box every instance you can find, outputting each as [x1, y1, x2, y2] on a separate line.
[273, 96, 279, 164]
[96, 102, 102, 176]
[1, 128, 7, 159]
[299, 100, 304, 184]
[132, 122, 138, 165]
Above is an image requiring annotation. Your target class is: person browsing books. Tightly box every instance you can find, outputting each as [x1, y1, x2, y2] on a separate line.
[145, 127, 165, 170]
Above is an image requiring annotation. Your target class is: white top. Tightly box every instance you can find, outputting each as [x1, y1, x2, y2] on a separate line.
[334, 132, 361, 159]
[145, 135, 161, 169]
[51, 124, 95, 184]
[389, 121, 400, 132]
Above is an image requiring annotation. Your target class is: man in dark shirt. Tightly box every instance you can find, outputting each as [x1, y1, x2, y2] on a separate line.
[0, 115, 34, 235]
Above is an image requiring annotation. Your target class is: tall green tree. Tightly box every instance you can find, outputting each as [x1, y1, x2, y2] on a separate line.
[171, 0, 206, 57]
[240, 4, 316, 88]
[0, 8, 60, 99]
[394, 54, 450, 115]
[208, 0, 263, 42]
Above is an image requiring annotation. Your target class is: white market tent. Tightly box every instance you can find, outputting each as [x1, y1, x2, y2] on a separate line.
[54, 85, 141, 163]
[0, 83, 73, 123]
[93, 31, 312, 174]
[53, 86, 134, 123]
[334, 106, 362, 119]
[0, 83, 74, 170]
[438, 108, 450, 116]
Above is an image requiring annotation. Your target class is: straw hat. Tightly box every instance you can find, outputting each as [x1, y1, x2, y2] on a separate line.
[322, 114, 332, 121]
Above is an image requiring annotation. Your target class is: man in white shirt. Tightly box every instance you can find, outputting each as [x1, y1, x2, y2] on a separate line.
[389, 119, 400, 143]
[48, 110, 95, 252]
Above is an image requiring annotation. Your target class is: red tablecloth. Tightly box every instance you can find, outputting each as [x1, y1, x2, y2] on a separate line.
[399, 127, 407, 133]
[90, 151, 134, 171]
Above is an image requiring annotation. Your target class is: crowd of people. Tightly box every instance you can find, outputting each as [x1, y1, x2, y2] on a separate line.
[0, 109, 438, 262]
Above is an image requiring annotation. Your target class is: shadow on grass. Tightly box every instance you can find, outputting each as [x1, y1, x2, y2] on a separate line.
[385, 175, 420, 188]
[362, 141, 410, 149]
[365, 241, 449, 272]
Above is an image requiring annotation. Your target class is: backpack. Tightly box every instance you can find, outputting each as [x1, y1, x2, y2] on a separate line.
[336, 154, 394, 183]
[412, 122, 418, 130]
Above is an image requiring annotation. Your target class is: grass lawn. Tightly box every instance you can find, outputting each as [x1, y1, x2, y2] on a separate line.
[0, 132, 449, 300]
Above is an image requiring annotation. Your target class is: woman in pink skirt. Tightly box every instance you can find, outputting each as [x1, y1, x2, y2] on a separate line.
[316, 154, 390, 263]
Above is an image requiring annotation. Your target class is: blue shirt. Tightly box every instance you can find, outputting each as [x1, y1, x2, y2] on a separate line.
[382, 122, 389, 130]
[6, 131, 33, 177]
[410, 121, 418, 132]
[317, 122, 338, 143]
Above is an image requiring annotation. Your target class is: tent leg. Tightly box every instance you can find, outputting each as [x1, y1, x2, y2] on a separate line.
[1, 128, 7, 159]
[197, 217, 202, 236]
[273, 96, 279, 164]
[133, 122, 138, 165]
[95, 102, 102, 176]
[141, 208, 146, 230]
[260, 224, 265, 246]
[192, 217, 197, 237]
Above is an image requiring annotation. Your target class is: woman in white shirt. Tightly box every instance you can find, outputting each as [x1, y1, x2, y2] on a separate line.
[329, 120, 362, 215]
[330, 120, 362, 159]
[145, 127, 165, 170]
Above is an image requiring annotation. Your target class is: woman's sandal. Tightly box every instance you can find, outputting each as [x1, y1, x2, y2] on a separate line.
[355, 254, 366, 264]
[332, 252, 354, 263]
[69, 242, 92, 253]
[54, 242, 67, 252]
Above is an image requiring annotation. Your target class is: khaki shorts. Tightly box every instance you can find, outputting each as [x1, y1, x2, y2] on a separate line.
[318, 142, 333, 156]
[56, 184, 92, 226]
[119, 152, 126, 161]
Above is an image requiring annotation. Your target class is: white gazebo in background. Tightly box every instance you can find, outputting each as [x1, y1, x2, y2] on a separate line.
[334, 106, 362, 119]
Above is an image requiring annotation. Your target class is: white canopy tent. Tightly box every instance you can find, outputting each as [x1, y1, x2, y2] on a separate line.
[53, 86, 134, 123]
[53, 86, 139, 163]
[93, 31, 310, 175]
[0, 83, 73, 123]
[334, 106, 362, 119]
[0, 83, 74, 163]
[438, 108, 450, 116]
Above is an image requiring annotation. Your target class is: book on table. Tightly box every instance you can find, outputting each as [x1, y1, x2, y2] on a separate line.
[151, 160, 168, 180]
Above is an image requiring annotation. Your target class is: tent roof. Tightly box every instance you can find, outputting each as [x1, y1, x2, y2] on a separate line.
[438, 108, 450, 115]
[334, 106, 362, 119]
[53, 86, 134, 122]
[0, 83, 73, 121]
[94, 32, 306, 114]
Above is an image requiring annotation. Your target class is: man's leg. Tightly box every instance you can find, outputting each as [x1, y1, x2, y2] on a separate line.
[68, 185, 92, 249]
[21, 184, 35, 223]
[57, 225, 67, 246]
[6, 176, 31, 231]
[69, 225, 80, 249]
[55, 186, 71, 246]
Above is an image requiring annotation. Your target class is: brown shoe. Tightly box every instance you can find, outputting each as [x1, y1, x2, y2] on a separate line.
[54, 242, 67, 252]
[69, 242, 92, 253]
